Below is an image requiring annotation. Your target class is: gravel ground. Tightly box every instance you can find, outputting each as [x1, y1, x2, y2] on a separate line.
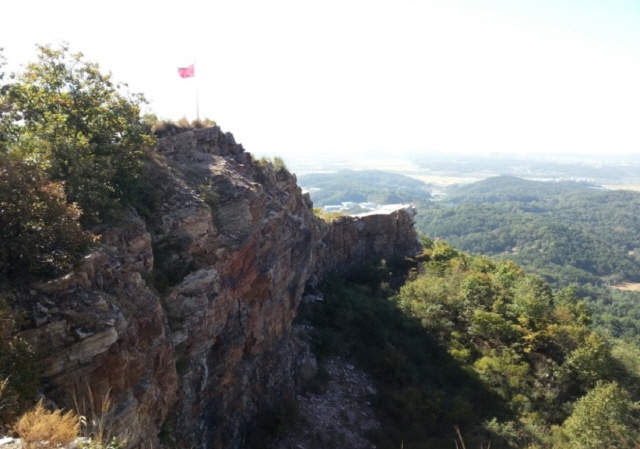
[271, 357, 380, 449]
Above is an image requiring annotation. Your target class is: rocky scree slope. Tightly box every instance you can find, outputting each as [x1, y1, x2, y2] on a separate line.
[16, 127, 421, 449]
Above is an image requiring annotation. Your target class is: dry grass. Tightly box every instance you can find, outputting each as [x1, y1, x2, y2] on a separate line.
[191, 118, 217, 128]
[13, 400, 79, 449]
[0, 377, 8, 411]
[74, 387, 118, 446]
[313, 208, 347, 222]
[454, 425, 490, 449]
[151, 117, 217, 137]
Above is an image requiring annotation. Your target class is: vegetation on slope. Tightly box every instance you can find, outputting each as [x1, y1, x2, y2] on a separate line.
[0, 44, 157, 280]
[1, 44, 154, 225]
[417, 203, 640, 285]
[306, 242, 640, 449]
[0, 44, 163, 430]
[416, 175, 640, 369]
[416, 176, 640, 286]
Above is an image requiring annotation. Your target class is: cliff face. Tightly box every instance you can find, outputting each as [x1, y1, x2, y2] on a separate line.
[19, 127, 421, 449]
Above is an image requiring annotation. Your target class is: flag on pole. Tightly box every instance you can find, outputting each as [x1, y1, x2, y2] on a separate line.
[178, 64, 195, 78]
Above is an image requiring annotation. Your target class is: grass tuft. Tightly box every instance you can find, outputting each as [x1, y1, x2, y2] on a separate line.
[313, 207, 346, 222]
[13, 400, 79, 449]
[150, 117, 217, 137]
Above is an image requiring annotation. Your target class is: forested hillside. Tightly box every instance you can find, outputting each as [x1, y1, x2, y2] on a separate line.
[415, 175, 640, 347]
[408, 153, 640, 183]
[416, 176, 640, 286]
[306, 242, 640, 449]
[298, 170, 431, 206]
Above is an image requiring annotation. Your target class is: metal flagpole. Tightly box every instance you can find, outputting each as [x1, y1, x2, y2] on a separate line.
[194, 62, 200, 121]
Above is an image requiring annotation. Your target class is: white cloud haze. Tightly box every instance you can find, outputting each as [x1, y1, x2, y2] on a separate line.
[3, 0, 640, 157]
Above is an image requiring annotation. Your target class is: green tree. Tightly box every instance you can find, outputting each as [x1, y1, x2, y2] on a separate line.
[462, 272, 496, 309]
[431, 240, 460, 262]
[469, 310, 518, 343]
[0, 48, 18, 153]
[562, 381, 637, 449]
[473, 349, 530, 400]
[564, 333, 617, 388]
[2, 43, 153, 223]
[511, 276, 554, 326]
[0, 158, 93, 281]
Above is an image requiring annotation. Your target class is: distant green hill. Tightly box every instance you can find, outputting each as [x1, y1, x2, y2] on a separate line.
[415, 175, 640, 345]
[417, 176, 640, 286]
[448, 175, 594, 204]
[409, 152, 640, 182]
[298, 170, 431, 206]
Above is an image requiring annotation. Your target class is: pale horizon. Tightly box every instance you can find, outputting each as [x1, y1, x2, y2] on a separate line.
[3, 0, 640, 157]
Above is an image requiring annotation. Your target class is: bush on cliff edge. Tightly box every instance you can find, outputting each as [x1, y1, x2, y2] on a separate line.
[0, 158, 94, 282]
[0, 44, 154, 225]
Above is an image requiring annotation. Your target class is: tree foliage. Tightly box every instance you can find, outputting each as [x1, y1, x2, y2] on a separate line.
[561, 381, 638, 449]
[0, 43, 160, 282]
[415, 175, 640, 349]
[1, 43, 153, 223]
[308, 242, 640, 448]
[0, 158, 93, 280]
[416, 176, 640, 286]
[395, 243, 640, 447]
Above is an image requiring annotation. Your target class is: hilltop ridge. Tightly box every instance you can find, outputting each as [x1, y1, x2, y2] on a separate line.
[16, 126, 421, 449]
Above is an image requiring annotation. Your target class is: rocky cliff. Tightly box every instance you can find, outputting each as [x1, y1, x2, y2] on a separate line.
[18, 127, 421, 449]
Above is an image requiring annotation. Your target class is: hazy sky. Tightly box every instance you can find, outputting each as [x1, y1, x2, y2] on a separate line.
[3, 0, 640, 157]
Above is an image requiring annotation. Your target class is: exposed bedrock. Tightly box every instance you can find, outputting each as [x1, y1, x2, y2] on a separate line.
[19, 127, 421, 449]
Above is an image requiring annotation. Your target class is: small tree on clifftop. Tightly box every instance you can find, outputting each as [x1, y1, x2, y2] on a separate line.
[1, 43, 154, 224]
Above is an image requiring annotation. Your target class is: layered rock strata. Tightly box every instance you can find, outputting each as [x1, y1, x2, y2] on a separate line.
[18, 127, 421, 449]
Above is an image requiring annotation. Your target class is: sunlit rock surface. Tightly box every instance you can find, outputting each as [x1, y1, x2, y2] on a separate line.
[19, 127, 421, 449]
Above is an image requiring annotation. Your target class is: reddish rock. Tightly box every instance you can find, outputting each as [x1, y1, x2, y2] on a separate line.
[17, 127, 421, 449]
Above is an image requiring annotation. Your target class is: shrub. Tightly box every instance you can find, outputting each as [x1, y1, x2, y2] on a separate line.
[251, 155, 288, 173]
[150, 117, 217, 137]
[0, 339, 40, 427]
[2, 44, 154, 224]
[252, 156, 271, 168]
[313, 207, 346, 222]
[561, 381, 637, 449]
[13, 400, 79, 449]
[0, 158, 94, 281]
[191, 118, 217, 129]
[272, 156, 287, 172]
[199, 180, 218, 209]
[0, 293, 41, 427]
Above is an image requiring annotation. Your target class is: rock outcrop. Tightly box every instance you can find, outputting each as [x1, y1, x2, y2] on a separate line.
[18, 127, 421, 449]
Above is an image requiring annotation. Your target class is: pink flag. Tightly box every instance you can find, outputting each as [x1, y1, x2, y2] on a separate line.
[178, 65, 195, 78]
